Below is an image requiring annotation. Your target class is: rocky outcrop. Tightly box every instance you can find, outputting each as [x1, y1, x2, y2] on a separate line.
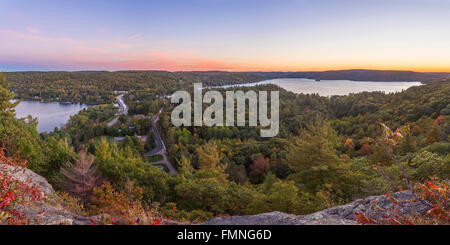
[2, 164, 96, 225]
[13, 204, 95, 225]
[2, 164, 180, 225]
[3, 164, 432, 225]
[203, 211, 356, 225]
[203, 191, 431, 225]
[3, 164, 55, 196]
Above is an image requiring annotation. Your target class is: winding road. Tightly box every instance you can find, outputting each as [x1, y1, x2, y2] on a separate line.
[107, 96, 176, 175]
[107, 94, 128, 127]
[144, 108, 178, 175]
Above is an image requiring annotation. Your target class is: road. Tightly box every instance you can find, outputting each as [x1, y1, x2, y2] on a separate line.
[106, 97, 176, 175]
[144, 108, 178, 175]
[107, 94, 128, 127]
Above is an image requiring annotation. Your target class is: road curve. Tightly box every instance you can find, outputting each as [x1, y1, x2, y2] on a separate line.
[107, 94, 128, 127]
[144, 108, 178, 175]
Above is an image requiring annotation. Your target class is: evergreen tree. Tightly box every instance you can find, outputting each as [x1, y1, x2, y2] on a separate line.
[178, 155, 194, 177]
[0, 72, 19, 117]
[284, 120, 360, 201]
[285, 120, 340, 174]
[196, 142, 221, 170]
[398, 132, 417, 155]
[57, 149, 102, 201]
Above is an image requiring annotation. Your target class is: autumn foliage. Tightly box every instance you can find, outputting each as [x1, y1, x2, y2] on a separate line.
[250, 157, 270, 183]
[358, 143, 373, 156]
[356, 177, 449, 225]
[0, 148, 43, 225]
[89, 181, 163, 225]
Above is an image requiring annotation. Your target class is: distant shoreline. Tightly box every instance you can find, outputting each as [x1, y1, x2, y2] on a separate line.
[4, 69, 450, 83]
[12, 98, 93, 106]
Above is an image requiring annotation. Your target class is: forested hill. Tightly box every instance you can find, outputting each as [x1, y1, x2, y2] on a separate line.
[178, 69, 450, 85]
[276, 70, 450, 82]
[4, 69, 450, 104]
[0, 70, 449, 225]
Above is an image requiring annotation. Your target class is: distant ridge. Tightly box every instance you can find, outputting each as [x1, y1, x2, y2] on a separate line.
[282, 69, 450, 82]
[173, 69, 450, 85]
[5, 69, 450, 84]
[233, 69, 450, 82]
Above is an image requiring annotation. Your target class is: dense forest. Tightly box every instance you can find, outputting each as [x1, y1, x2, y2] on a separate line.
[4, 70, 450, 104]
[0, 71, 448, 224]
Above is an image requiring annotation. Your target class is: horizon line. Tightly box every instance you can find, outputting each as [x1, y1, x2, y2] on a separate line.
[2, 68, 450, 73]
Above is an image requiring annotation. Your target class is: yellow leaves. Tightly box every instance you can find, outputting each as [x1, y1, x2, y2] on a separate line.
[196, 142, 220, 170]
[344, 138, 355, 151]
[0, 211, 11, 224]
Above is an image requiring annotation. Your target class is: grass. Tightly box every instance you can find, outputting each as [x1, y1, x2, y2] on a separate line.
[153, 163, 169, 172]
[146, 154, 163, 162]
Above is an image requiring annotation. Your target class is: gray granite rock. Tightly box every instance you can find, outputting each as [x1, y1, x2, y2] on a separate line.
[2, 164, 55, 196]
[203, 191, 431, 225]
[13, 204, 95, 225]
[2, 164, 432, 225]
[1, 164, 95, 225]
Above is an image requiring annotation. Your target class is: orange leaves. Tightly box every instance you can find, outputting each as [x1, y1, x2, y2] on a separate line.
[435, 115, 446, 126]
[343, 138, 355, 152]
[411, 125, 422, 136]
[89, 182, 164, 225]
[0, 148, 28, 168]
[356, 178, 449, 225]
[355, 212, 374, 225]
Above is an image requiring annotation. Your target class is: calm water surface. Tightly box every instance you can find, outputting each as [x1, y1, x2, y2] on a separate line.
[14, 79, 422, 133]
[214, 78, 422, 96]
[14, 100, 89, 133]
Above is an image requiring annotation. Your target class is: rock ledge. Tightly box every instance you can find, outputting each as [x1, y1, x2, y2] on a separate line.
[203, 191, 430, 225]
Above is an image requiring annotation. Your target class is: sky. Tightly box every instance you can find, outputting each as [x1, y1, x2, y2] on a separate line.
[1, 0, 450, 72]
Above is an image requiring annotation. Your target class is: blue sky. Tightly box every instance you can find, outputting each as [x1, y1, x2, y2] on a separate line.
[1, 0, 450, 71]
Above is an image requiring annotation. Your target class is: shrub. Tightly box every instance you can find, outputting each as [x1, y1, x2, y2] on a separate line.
[356, 177, 449, 225]
[0, 148, 43, 225]
[89, 181, 163, 225]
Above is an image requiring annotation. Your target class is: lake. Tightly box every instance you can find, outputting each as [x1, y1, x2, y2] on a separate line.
[213, 78, 423, 96]
[14, 100, 89, 133]
[13, 79, 422, 133]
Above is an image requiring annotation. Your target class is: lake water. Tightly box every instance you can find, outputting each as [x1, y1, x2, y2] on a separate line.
[213, 78, 423, 96]
[14, 100, 89, 133]
[12, 79, 421, 133]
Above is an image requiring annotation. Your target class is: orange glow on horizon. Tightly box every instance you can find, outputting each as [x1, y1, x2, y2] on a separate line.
[190, 63, 450, 73]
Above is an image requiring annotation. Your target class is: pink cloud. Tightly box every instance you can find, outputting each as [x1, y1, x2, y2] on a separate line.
[0, 29, 254, 71]
[50, 51, 240, 71]
[26, 27, 40, 34]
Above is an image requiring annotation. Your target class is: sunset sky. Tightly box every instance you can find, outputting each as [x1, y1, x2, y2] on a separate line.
[1, 0, 450, 72]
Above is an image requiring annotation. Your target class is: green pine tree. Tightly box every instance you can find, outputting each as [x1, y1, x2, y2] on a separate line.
[0, 72, 19, 117]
